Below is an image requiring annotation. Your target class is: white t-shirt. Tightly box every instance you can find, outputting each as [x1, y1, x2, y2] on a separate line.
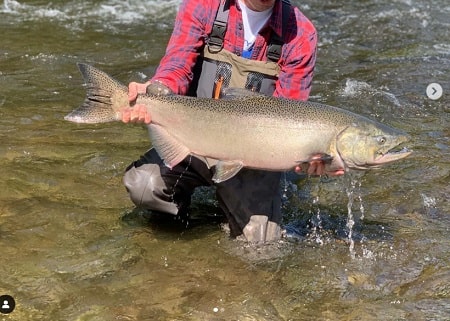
[238, 0, 274, 51]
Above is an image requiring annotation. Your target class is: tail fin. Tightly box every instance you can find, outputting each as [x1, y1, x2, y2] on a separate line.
[64, 63, 129, 123]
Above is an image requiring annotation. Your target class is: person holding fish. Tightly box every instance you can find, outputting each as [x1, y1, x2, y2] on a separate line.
[121, 0, 337, 242]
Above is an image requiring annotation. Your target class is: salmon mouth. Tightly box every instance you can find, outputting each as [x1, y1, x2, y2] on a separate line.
[373, 146, 412, 166]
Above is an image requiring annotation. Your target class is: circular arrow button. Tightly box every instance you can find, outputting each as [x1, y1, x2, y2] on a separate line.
[426, 83, 443, 100]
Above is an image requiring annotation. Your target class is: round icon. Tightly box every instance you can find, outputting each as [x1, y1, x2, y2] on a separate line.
[426, 83, 443, 100]
[0, 295, 15, 314]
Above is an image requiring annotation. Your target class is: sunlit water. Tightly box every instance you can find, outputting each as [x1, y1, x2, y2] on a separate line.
[0, 0, 449, 320]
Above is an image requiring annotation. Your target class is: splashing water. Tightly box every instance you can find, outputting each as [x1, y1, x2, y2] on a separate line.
[170, 155, 193, 228]
[308, 195, 324, 245]
[341, 79, 401, 107]
[345, 172, 365, 259]
[2, 0, 23, 12]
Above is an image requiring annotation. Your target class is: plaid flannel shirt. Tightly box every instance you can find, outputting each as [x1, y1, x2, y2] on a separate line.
[152, 0, 317, 101]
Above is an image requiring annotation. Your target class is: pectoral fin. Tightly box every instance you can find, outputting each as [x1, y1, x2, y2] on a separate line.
[148, 124, 190, 169]
[212, 160, 244, 183]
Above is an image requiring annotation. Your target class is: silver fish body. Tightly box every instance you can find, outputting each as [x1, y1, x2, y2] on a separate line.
[65, 64, 412, 182]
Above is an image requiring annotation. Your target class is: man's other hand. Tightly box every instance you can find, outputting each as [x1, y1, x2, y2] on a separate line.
[121, 104, 151, 124]
[294, 154, 345, 177]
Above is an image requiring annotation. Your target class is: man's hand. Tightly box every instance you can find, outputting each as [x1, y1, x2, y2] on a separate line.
[121, 104, 151, 124]
[120, 81, 172, 124]
[294, 154, 345, 177]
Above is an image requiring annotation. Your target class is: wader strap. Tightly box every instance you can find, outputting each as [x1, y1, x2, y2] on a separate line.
[207, 0, 230, 52]
[267, 0, 291, 62]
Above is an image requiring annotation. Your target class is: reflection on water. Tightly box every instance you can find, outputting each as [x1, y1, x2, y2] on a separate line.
[0, 0, 449, 320]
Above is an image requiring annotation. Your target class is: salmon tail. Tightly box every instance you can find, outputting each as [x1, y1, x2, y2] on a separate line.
[64, 63, 129, 123]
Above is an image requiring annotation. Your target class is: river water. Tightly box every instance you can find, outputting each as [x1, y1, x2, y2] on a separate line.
[0, 0, 448, 320]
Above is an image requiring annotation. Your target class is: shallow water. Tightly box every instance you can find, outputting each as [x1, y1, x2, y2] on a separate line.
[0, 0, 449, 320]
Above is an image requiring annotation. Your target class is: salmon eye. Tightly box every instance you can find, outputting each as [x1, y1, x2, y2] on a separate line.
[378, 136, 386, 144]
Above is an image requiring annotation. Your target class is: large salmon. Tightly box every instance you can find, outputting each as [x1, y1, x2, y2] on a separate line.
[65, 64, 411, 182]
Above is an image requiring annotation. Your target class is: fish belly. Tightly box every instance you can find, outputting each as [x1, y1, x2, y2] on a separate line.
[152, 108, 337, 171]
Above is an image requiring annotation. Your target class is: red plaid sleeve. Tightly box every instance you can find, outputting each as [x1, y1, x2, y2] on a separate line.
[273, 8, 317, 101]
[151, 0, 218, 95]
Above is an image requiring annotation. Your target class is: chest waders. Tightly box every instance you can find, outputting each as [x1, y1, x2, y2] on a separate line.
[192, 47, 280, 98]
[189, 0, 290, 98]
[123, 0, 291, 242]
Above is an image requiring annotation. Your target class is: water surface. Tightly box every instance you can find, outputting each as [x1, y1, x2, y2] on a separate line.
[0, 0, 449, 320]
